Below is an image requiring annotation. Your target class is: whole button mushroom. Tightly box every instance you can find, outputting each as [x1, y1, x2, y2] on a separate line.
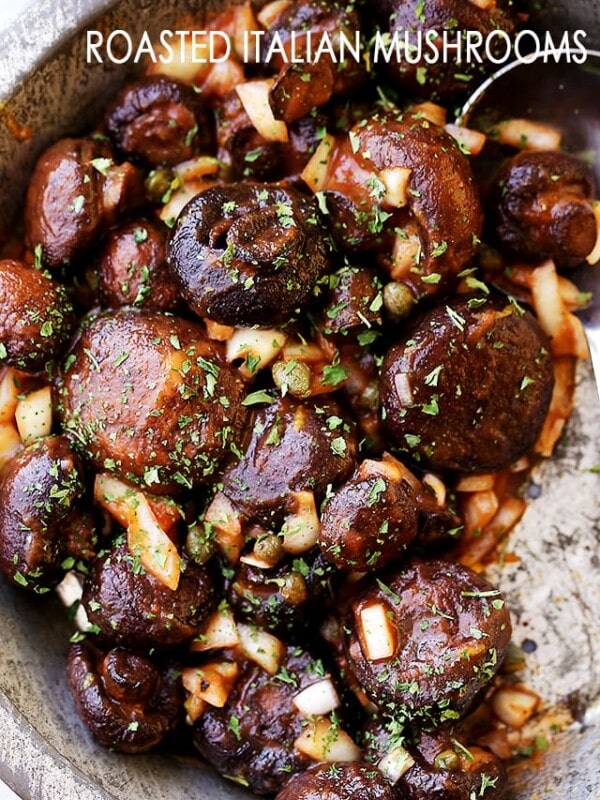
[25, 137, 143, 270]
[344, 558, 512, 721]
[322, 112, 483, 300]
[371, 0, 516, 101]
[0, 436, 85, 593]
[167, 183, 332, 327]
[221, 396, 357, 528]
[193, 645, 344, 795]
[0, 259, 75, 372]
[82, 538, 215, 650]
[490, 151, 597, 269]
[319, 455, 419, 571]
[380, 294, 554, 473]
[57, 308, 247, 494]
[95, 219, 180, 311]
[275, 762, 396, 800]
[363, 721, 507, 800]
[104, 75, 215, 166]
[67, 640, 182, 753]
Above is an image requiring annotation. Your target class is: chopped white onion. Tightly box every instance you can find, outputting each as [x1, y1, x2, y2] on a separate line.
[422, 473, 447, 507]
[0, 423, 22, 469]
[586, 201, 600, 265]
[294, 717, 362, 762]
[257, 0, 292, 28]
[236, 622, 285, 675]
[205, 492, 244, 564]
[292, 678, 341, 718]
[378, 167, 412, 208]
[281, 491, 320, 554]
[55, 571, 90, 632]
[358, 602, 397, 662]
[456, 474, 495, 493]
[391, 232, 422, 280]
[226, 327, 287, 378]
[182, 661, 240, 709]
[15, 386, 52, 443]
[378, 744, 415, 784]
[191, 605, 240, 652]
[235, 80, 289, 143]
[493, 118, 562, 151]
[300, 134, 336, 193]
[409, 101, 447, 127]
[0, 368, 19, 424]
[491, 685, 540, 729]
[445, 123, 487, 156]
[394, 372, 413, 405]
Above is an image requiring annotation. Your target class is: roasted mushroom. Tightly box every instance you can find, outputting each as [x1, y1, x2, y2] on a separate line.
[371, 0, 516, 101]
[167, 183, 333, 327]
[343, 558, 511, 722]
[67, 640, 182, 753]
[490, 150, 597, 269]
[193, 644, 346, 794]
[380, 294, 554, 473]
[82, 537, 215, 650]
[0, 436, 85, 592]
[275, 762, 396, 800]
[320, 112, 483, 299]
[104, 75, 214, 166]
[363, 721, 507, 800]
[319, 455, 420, 571]
[95, 219, 180, 311]
[24, 137, 143, 270]
[0, 259, 75, 372]
[319, 265, 383, 341]
[57, 308, 247, 494]
[221, 395, 357, 528]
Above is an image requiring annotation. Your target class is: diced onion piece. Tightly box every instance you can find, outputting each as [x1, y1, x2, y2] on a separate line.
[235, 80, 289, 143]
[390, 231, 421, 280]
[445, 123, 487, 156]
[394, 372, 413, 405]
[55, 571, 90, 631]
[128, 495, 181, 591]
[422, 473, 447, 507]
[236, 622, 285, 675]
[530, 260, 589, 358]
[231, 3, 260, 60]
[493, 119, 562, 151]
[282, 341, 326, 364]
[300, 134, 336, 192]
[15, 386, 52, 443]
[182, 661, 240, 709]
[359, 453, 422, 495]
[240, 551, 278, 569]
[191, 605, 240, 652]
[491, 685, 540, 729]
[0, 368, 19, 424]
[378, 167, 412, 208]
[174, 156, 221, 181]
[184, 691, 207, 723]
[586, 201, 600, 265]
[292, 678, 341, 718]
[475, 727, 513, 761]
[557, 274, 592, 311]
[358, 602, 397, 662]
[201, 58, 246, 100]
[378, 744, 415, 784]
[409, 101, 447, 127]
[205, 492, 244, 564]
[149, 33, 211, 84]
[226, 327, 287, 378]
[294, 717, 362, 762]
[463, 489, 500, 536]
[257, 0, 292, 28]
[159, 180, 208, 224]
[281, 491, 320, 554]
[456, 474, 495, 492]
[94, 474, 181, 590]
[205, 319, 235, 342]
[510, 456, 530, 473]
[0, 422, 22, 468]
[536, 356, 576, 457]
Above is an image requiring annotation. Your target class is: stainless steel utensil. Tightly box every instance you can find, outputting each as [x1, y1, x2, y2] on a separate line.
[458, 54, 600, 390]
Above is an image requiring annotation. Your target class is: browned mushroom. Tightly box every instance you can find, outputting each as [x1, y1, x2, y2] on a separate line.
[67, 640, 182, 753]
[380, 294, 554, 473]
[167, 183, 333, 327]
[275, 762, 396, 800]
[104, 75, 215, 166]
[0, 436, 86, 593]
[0, 259, 75, 372]
[490, 150, 597, 269]
[57, 308, 247, 494]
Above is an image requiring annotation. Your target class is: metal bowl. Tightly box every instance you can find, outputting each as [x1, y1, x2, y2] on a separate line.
[0, 2, 598, 798]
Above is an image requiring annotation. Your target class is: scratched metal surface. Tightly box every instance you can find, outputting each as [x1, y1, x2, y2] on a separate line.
[0, 1, 599, 799]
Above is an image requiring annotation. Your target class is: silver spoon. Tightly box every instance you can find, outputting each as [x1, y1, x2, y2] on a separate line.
[457, 53, 600, 391]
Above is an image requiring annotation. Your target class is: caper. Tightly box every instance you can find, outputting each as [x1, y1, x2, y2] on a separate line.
[383, 281, 415, 322]
[272, 360, 312, 398]
[186, 522, 215, 565]
[279, 571, 308, 604]
[145, 167, 176, 204]
[434, 749, 460, 771]
[254, 534, 284, 567]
